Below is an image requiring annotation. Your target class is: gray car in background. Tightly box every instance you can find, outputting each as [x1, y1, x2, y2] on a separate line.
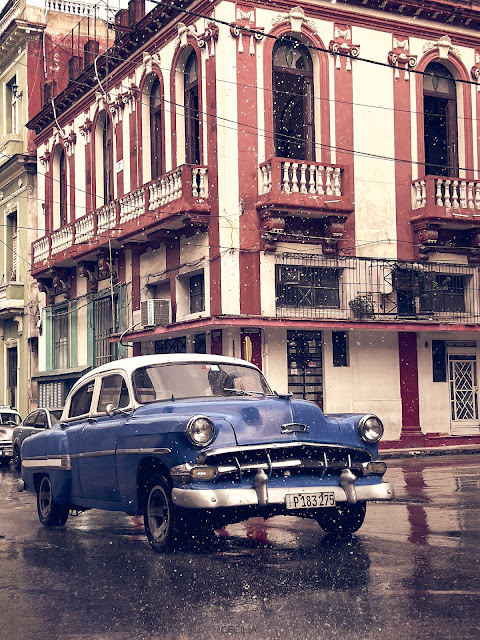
[0, 408, 22, 466]
[12, 409, 62, 470]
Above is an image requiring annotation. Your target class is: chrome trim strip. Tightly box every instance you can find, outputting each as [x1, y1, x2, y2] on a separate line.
[172, 482, 395, 509]
[116, 448, 171, 455]
[70, 448, 172, 459]
[197, 441, 372, 463]
[22, 455, 72, 471]
[70, 450, 116, 459]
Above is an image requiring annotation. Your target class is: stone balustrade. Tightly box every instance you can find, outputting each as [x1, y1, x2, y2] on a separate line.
[260, 159, 343, 197]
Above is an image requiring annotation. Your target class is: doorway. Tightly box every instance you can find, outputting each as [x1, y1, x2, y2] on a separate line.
[448, 347, 480, 435]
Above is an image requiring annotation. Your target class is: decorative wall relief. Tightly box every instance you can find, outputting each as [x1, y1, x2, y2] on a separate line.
[329, 26, 360, 71]
[388, 37, 417, 80]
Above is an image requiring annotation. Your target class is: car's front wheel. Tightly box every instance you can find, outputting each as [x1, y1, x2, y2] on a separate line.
[12, 446, 21, 471]
[315, 502, 366, 535]
[36, 475, 69, 527]
[143, 475, 179, 552]
[143, 475, 214, 552]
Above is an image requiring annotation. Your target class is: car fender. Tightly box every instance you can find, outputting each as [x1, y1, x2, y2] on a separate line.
[21, 427, 73, 503]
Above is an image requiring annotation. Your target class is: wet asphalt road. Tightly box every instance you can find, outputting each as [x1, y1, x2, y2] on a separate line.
[0, 455, 479, 640]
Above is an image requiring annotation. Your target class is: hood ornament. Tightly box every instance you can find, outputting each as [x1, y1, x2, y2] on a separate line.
[281, 423, 308, 434]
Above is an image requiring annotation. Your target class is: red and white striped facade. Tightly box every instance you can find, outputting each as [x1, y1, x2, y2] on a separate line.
[29, 0, 480, 446]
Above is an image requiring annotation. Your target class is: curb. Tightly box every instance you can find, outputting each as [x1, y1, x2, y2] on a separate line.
[379, 444, 480, 459]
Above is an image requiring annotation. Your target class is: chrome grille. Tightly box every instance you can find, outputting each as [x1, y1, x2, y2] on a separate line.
[197, 443, 372, 478]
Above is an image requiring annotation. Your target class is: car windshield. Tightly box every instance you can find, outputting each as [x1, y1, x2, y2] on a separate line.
[132, 362, 272, 403]
[0, 412, 21, 425]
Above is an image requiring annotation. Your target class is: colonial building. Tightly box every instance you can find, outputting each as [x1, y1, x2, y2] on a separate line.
[0, 0, 114, 414]
[27, 0, 480, 446]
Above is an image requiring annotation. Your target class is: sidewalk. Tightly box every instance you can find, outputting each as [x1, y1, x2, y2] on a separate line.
[379, 443, 480, 459]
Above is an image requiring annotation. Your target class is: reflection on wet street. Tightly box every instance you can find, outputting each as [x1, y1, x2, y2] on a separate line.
[0, 455, 479, 640]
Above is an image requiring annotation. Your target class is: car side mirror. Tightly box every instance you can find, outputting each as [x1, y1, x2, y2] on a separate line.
[106, 404, 116, 417]
[105, 404, 131, 417]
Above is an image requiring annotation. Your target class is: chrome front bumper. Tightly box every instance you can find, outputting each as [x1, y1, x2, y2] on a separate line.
[172, 478, 395, 510]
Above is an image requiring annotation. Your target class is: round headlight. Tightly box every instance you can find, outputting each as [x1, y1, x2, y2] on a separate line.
[358, 414, 384, 443]
[185, 415, 215, 447]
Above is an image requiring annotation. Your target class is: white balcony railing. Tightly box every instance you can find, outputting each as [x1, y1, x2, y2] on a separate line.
[33, 237, 50, 264]
[51, 226, 73, 255]
[413, 177, 480, 210]
[98, 201, 117, 232]
[260, 160, 343, 196]
[119, 189, 145, 225]
[75, 212, 95, 245]
[149, 168, 183, 209]
[32, 165, 209, 270]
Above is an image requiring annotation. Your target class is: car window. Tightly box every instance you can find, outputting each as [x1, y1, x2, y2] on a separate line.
[35, 412, 48, 429]
[97, 374, 130, 413]
[23, 411, 38, 427]
[69, 381, 95, 418]
[49, 411, 61, 426]
[0, 412, 21, 425]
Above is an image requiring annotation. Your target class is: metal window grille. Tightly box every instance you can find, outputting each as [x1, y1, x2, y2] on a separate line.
[276, 264, 340, 310]
[274, 254, 476, 323]
[38, 381, 65, 408]
[94, 296, 118, 367]
[155, 336, 187, 354]
[190, 273, 205, 313]
[53, 306, 69, 369]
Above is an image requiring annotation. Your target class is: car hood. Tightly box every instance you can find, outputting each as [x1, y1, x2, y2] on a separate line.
[0, 426, 14, 441]
[148, 395, 344, 447]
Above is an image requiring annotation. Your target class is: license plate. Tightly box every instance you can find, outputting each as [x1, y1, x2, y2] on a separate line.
[286, 492, 336, 510]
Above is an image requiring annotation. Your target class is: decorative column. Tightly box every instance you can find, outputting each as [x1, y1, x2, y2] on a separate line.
[388, 36, 416, 260]
[398, 332, 423, 441]
[329, 25, 358, 254]
[230, 7, 263, 315]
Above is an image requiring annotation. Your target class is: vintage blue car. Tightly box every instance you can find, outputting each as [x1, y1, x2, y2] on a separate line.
[19, 354, 394, 551]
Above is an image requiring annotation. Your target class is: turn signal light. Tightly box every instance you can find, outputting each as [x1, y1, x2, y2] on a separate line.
[190, 466, 218, 480]
[363, 461, 387, 475]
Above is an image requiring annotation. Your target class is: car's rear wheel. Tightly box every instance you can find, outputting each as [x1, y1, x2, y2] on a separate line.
[143, 475, 214, 552]
[36, 475, 69, 527]
[315, 501, 366, 535]
[12, 446, 21, 471]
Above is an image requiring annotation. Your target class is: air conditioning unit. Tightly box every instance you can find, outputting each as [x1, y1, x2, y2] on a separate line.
[140, 299, 171, 327]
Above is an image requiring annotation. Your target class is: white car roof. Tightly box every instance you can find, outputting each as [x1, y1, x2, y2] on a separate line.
[0, 407, 20, 415]
[70, 354, 261, 393]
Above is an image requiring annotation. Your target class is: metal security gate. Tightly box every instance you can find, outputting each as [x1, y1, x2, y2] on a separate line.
[449, 353, 479, 434]
[287, 331, 323, 408]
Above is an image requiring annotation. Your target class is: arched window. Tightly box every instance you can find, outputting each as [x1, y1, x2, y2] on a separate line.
[423, 62, 458, 177]
[150, 77, 163, 179]
[96, 111, 114, 205]
[59, 148, 67, 226]
[184, 51, 200, 165]
[273, 38, 314, 160]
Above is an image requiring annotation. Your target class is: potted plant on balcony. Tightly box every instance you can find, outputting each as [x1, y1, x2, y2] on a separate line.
[349, 294, 375, 320]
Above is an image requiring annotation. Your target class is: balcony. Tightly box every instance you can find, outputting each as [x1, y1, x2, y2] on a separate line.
[32, 165, 209, 276]
[257, 157, 353, 216]
[0, 282, 24, 319]
[275, 254, 480, 324]
[411, 175, 480, 261]
[256, 158, 353, 252]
